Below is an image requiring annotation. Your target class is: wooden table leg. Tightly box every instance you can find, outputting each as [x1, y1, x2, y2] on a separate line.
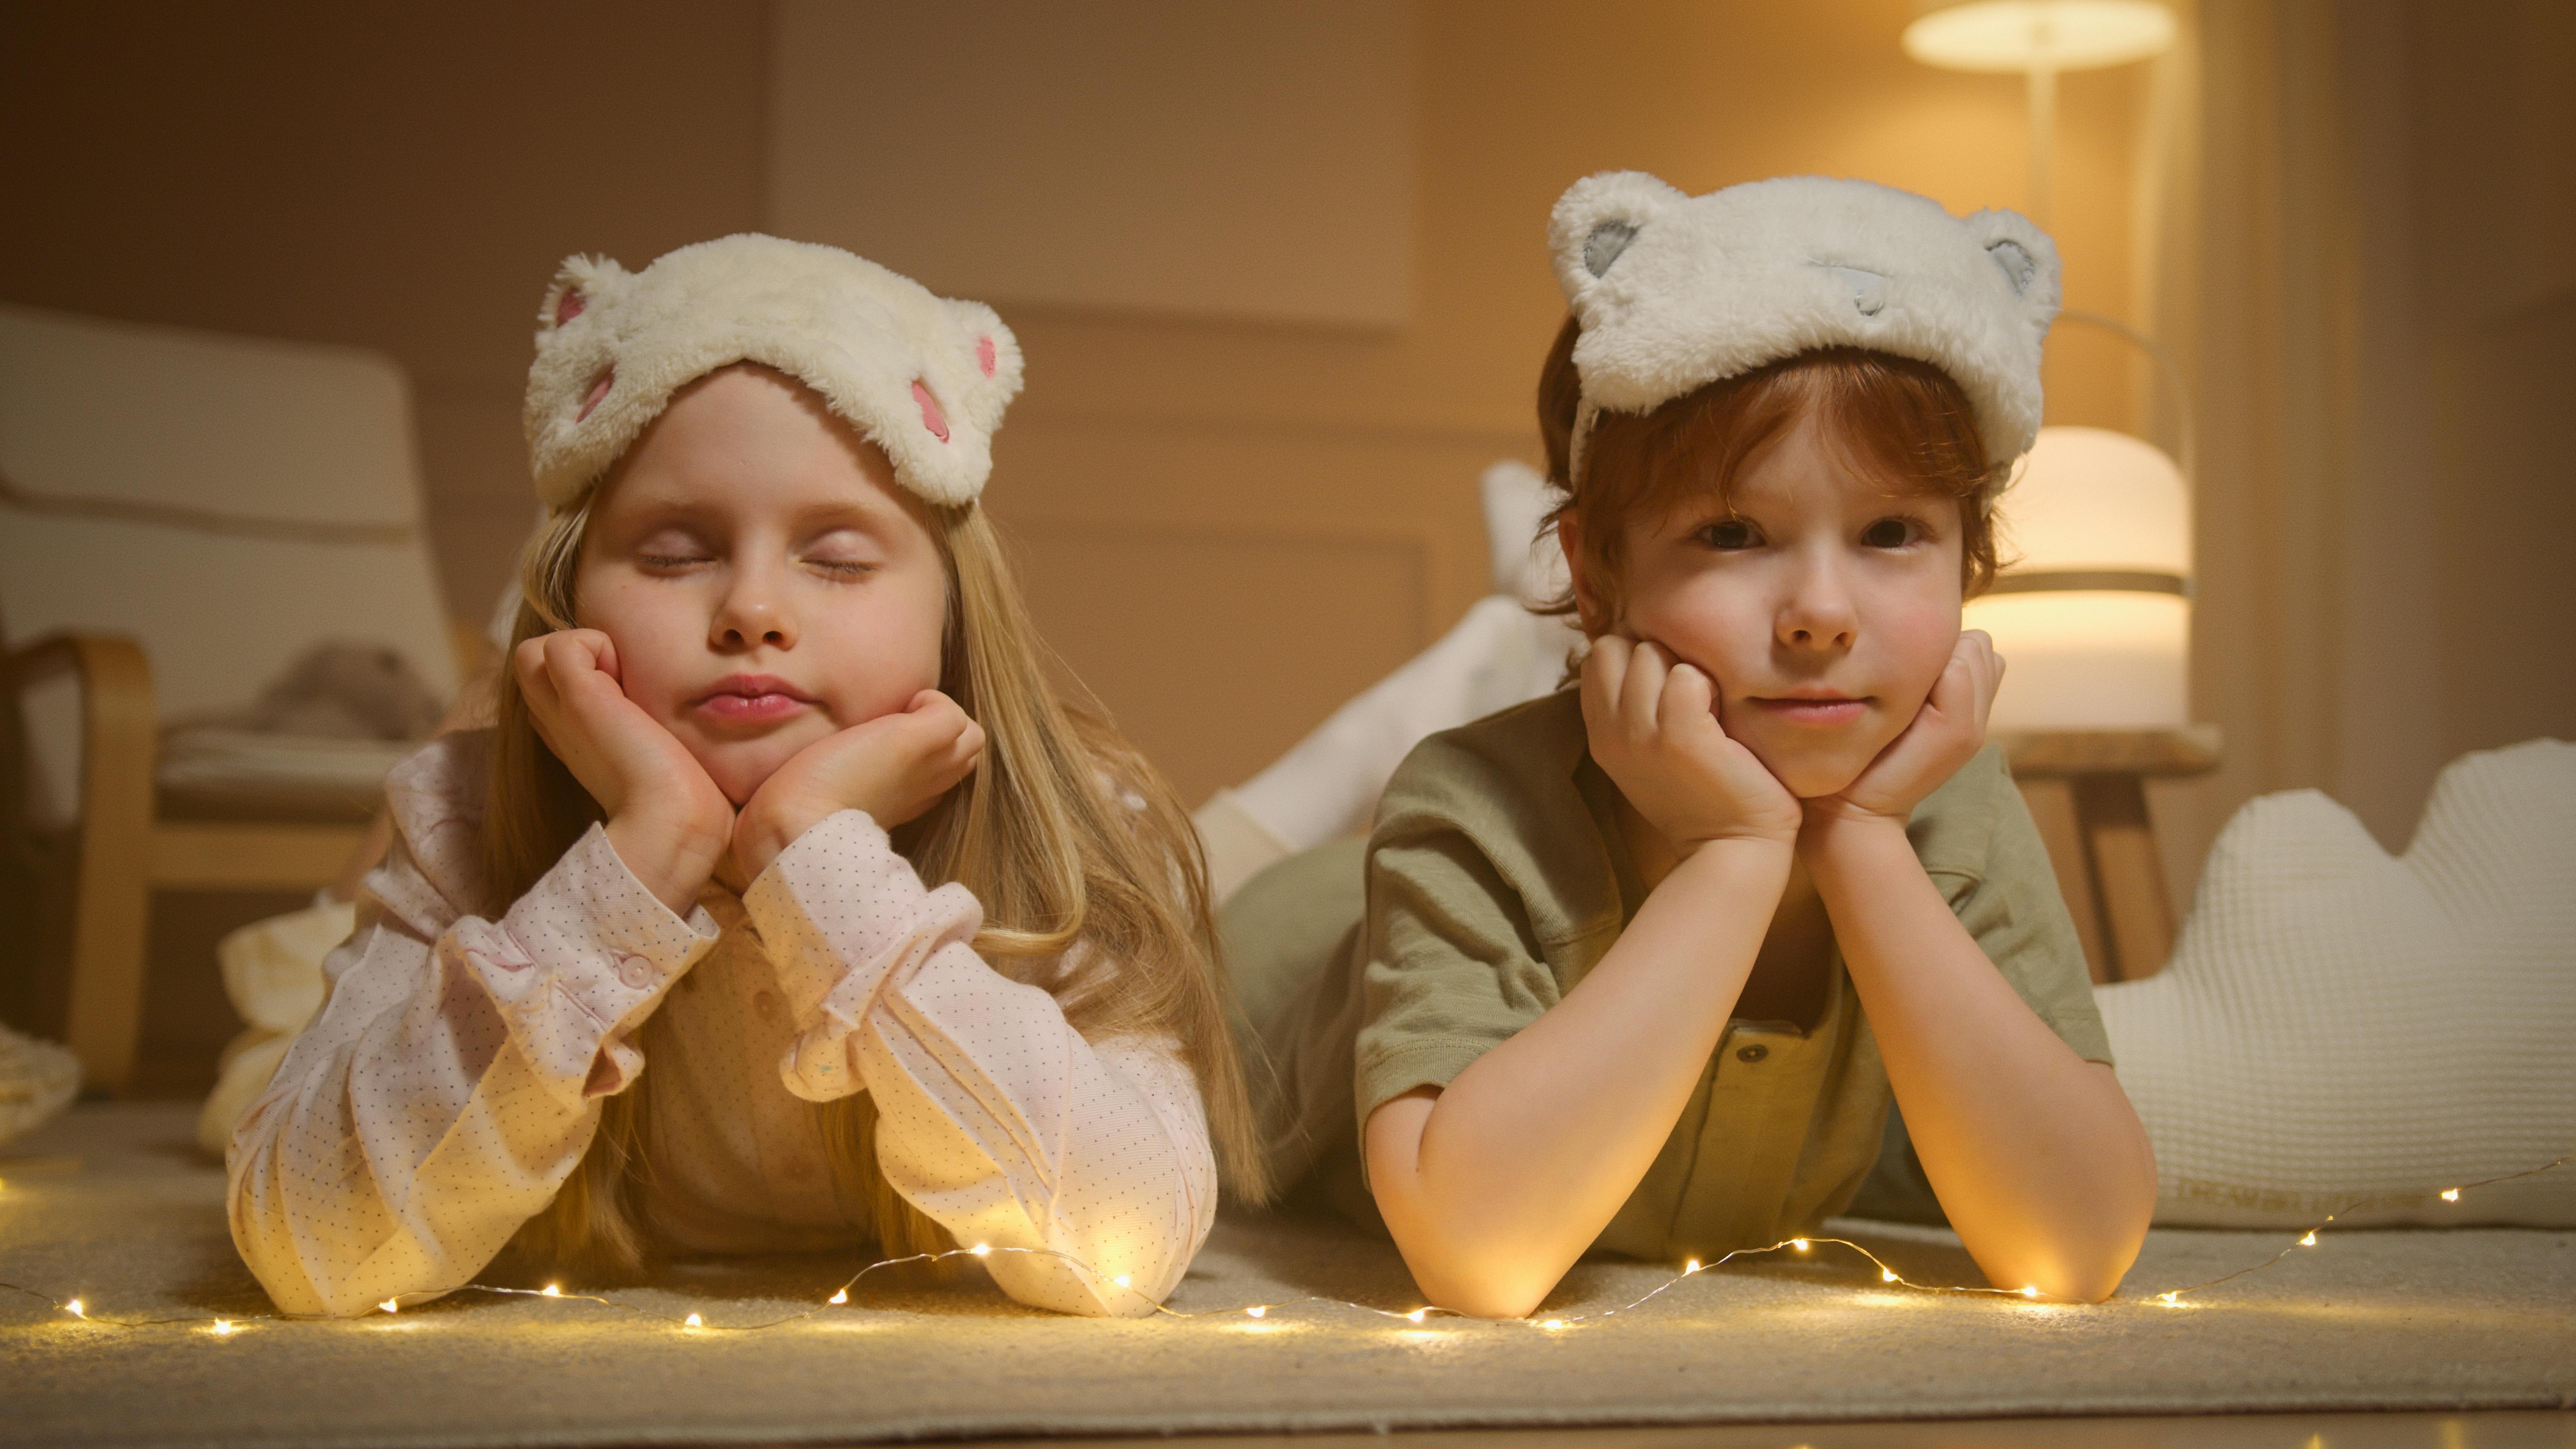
[2072, 773, 2175, 982]
[2016, 777, 2116, 984]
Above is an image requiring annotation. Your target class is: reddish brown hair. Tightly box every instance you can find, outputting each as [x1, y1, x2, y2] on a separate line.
[1535, 316, 2003, 630]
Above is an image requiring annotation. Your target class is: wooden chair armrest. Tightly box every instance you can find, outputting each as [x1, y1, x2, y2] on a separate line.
[4, 632, 157, 1094]
[8, 630, 151, 702]
[5, 632, 158, 810]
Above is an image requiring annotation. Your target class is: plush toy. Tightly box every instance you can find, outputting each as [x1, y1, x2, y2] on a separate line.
[2099, 739, 2576, 1226]
[0, 1023, 79, 1147]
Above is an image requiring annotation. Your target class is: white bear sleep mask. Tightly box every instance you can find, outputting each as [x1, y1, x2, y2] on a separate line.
[1548, 172, 2060, 485]
[523, 234, 1022, 511]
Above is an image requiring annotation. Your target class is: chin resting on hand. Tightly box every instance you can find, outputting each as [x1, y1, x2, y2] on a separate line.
[1804, 629, 2003, 834]
[1579, 634, 1802, 853]
[515, 629, 736, 913]
[729, 689, 986, 882]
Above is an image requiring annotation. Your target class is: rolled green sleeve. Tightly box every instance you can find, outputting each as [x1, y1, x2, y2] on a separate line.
[1354, 827, 1563, 1132]
[1917, 748, 2114, 1066]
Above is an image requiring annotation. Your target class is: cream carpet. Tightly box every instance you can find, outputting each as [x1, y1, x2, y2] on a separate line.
[5, 1105, 2571, 1448]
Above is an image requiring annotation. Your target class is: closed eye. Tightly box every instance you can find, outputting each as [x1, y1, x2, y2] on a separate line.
[638, 551, 713, 571]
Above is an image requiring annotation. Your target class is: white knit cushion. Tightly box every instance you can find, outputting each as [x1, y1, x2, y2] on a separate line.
[2098, 740, 2576, 1227]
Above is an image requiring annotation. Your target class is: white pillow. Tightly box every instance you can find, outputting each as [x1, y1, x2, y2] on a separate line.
[2098, 739, 2575, 1226]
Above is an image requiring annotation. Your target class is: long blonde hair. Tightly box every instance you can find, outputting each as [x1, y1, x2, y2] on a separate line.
[485, 490, 1267, 1278]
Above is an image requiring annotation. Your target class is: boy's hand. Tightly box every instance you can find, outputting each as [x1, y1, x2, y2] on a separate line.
[1580, 635, 1802, 855]
[515, 630, 735, 913]
[730, 690, 985, 882]
[1806, 630, 2003, 831]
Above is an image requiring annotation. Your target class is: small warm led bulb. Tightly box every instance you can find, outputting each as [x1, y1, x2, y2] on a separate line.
[1406, 1308, 1427, 1323]
[828, 1289, 849, 1305]
[1792, 1239, 1810, 1252]
[2020, 1286, 2039, 1299]
[541, 1284, 562, 1297]
[2441, 1189, 2461, 1202]
[970, 1243, 991, 1257]
[1684, 1259, 1701, 1274]
[684, 1313, 703, 1328]
[379, 1299, 399, 1314]
[1112, 1275, 1131, 1289]
[1540, 1319, 1566, 1331]
[2159, 1292, 2181, 1306]
[64, 1299, 84, 1318]
[2299, 1231, 2318, 1247]
[1245, 1306, 1266, 1318]
[212, 1320, 235, 1336]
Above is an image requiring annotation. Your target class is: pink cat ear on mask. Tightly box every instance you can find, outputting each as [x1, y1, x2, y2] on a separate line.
[577, 369, 613, 421]
[911, 381, 949, 442]
[976, 336, 997, 378]
[555, 289, 586, 325]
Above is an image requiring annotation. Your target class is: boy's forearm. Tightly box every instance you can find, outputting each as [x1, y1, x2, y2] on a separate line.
[1802, 816, 2156, 1302]
[1370, 836, 1793, 1317]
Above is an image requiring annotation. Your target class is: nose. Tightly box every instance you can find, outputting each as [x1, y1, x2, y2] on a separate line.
[710, 560, 798, 652]
[1776, 549, 1858, 655]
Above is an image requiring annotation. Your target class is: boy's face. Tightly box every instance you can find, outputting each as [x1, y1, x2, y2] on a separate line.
[1589, 410, 1966, 798]
[573, 365, 950, 805]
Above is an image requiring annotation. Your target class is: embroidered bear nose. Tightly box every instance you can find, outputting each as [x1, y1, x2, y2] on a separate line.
[1826, 266, 1886, 317]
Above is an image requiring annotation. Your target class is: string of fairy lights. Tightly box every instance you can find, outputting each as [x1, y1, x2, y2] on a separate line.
[3, 1152, 2566, 1339]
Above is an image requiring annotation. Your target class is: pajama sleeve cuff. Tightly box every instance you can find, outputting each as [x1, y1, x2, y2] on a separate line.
[448, 822, 718, 1107]
[740, 810, 984, 1101]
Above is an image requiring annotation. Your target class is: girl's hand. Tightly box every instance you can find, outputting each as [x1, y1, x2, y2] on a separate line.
[730, 690, 986, 882]
[515, 630, 734, 912]
[1580, 635, 1802, 854]
[1806, 630, 2004, 830]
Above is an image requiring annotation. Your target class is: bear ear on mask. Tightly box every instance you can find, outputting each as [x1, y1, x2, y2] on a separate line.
[521, 234, 1025, 516]
[1545, 172, 2060, 488]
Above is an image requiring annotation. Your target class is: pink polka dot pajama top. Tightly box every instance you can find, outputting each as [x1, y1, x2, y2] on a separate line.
[226, 730, 1217, 1319]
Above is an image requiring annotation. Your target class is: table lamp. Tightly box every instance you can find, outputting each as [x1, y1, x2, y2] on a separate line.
[1967, 424, 2191, 730]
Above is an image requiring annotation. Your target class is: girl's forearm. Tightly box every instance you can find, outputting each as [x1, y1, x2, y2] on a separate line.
[1366, 837, 1793, 1318]
[1802, 816, 2155, 1301]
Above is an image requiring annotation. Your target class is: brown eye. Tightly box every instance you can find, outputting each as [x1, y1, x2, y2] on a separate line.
[1861, 518, 1916, 548]
[1699, 519, 1759, 550]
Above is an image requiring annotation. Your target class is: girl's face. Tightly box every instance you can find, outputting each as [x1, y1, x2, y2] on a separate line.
[575, 365, 949, 805]
[1579, 409, 1966, 798]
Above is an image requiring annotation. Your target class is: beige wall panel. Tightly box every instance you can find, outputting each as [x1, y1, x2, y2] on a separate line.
[1007, 522, 1424, 808]
[769, 0, 1414, 329]
[988, 418, 1528, 802]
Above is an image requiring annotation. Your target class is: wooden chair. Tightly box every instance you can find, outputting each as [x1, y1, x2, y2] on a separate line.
[0, 303, 463, 1094]
[2004, 725, 2222, 983]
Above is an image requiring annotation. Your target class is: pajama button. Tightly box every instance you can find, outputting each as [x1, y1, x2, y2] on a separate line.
[1736, 1044, 1768, 1063]
[617, 955, 655, 989]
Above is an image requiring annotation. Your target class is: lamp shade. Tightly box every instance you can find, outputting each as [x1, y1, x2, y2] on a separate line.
[1903, 0, 2176, 73]
[1965, 424, 2191, 730]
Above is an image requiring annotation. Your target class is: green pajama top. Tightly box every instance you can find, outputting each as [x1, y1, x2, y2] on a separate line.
[1224, 688, 2113, 1263]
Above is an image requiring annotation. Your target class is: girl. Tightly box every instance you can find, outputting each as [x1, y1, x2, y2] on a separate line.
[1231, 174, 2157, 1317]
[228, 235, 1260, 1319]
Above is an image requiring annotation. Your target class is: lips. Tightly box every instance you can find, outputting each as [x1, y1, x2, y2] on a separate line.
[1748, 693, 1868, 727]
[692, 674, 818, 726]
